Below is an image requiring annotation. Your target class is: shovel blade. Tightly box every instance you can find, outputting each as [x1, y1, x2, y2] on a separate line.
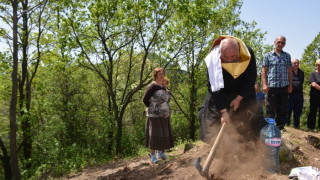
[194, 157, 202, 171]
[194, 157, 211, 179]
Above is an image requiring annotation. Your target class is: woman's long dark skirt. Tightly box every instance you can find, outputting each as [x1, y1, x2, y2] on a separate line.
[145, 116, 174, 150]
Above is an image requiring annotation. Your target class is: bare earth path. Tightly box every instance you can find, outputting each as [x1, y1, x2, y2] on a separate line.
[60, 127, 320, 180]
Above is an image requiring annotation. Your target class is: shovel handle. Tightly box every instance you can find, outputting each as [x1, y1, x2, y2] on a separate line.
[202, 121, 227, 174]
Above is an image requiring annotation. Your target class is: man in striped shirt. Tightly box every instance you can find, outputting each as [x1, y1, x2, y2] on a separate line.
[262, 35, 292, 130]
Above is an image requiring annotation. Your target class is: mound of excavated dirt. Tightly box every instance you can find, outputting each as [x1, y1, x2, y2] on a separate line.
[61, 127, 320, 180]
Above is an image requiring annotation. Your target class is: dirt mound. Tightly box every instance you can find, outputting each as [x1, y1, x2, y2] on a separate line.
[61, 127, 320, 180]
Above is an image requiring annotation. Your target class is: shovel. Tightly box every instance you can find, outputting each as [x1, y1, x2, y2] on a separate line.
[194, 110, 232, 179]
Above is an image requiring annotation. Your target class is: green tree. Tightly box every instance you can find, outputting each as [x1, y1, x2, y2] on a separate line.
[167, 0, 226, 140]
[30, 57, 113, 176]
[18, 0, 49, 171]
[301, 32, 320, 75]
[9, 0, 21, 178]
[0, 1, 279, 178]
[300, 32, 320, 124]
[0, 52, 13, 180]
[1, 0, 50, 177]
[168, 0, 268, 140]
[233, 20, 271, 82]
[57, 0, 176, 154]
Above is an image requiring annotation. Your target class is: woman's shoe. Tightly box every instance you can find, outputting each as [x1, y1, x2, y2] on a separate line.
[150, 154, 158, 163]
[157, 151, 167, 160]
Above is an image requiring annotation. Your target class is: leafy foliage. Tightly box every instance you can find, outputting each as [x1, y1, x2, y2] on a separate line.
[298, 32, 320, 128]
[3, 0, 314, 179]
[301, 32, 320, 85]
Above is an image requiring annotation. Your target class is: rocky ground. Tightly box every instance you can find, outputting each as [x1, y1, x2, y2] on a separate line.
[60, 127, 320, 180]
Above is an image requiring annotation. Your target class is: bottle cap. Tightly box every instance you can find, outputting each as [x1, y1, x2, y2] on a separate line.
[265, 117, 275, 124]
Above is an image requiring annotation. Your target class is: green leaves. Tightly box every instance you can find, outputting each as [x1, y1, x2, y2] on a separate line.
[0, 0, 277, 178]
[301, 32, 320, 66]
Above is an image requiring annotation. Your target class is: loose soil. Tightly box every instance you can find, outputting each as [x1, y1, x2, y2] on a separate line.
[60, 127, 320, 180]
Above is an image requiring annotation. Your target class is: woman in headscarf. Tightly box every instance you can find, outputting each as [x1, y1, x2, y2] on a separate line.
[143, 67, 174, 163]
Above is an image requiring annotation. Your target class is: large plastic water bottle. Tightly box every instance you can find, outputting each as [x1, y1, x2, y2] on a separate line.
[260, 117, 282, 173]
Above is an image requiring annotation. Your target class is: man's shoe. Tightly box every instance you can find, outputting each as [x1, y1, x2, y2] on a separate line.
[150, 154, 158, 163]
[157, 151, 167, 160]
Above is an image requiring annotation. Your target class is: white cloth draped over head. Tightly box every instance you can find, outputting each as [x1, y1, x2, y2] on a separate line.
[205, 45, 224, 92]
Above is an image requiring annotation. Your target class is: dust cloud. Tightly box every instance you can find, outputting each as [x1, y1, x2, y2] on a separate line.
[204, 112, 271, 179]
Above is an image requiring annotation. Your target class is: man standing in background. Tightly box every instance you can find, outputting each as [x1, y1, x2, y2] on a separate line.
[262, 35, 292, 131]
[286, 59, 304, 128]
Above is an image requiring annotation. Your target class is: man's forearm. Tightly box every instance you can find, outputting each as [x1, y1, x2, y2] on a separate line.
[288, 67, 293, 86]
[311, 82, 320, 91]
[262, 67, 267, 86]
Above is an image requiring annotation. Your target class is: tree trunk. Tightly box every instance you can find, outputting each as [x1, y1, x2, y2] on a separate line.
[189, 75, 196, 141]
[115, 114, 122, 155]
[0, 138, 12, 179]
[10, 0, 21, 178]
[20, 0, 32, 170]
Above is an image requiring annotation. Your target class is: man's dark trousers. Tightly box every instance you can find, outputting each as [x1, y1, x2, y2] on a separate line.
[307, 93, 320, 129]
[266, 86, 288, 130]
[286, 93, 303, 128]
